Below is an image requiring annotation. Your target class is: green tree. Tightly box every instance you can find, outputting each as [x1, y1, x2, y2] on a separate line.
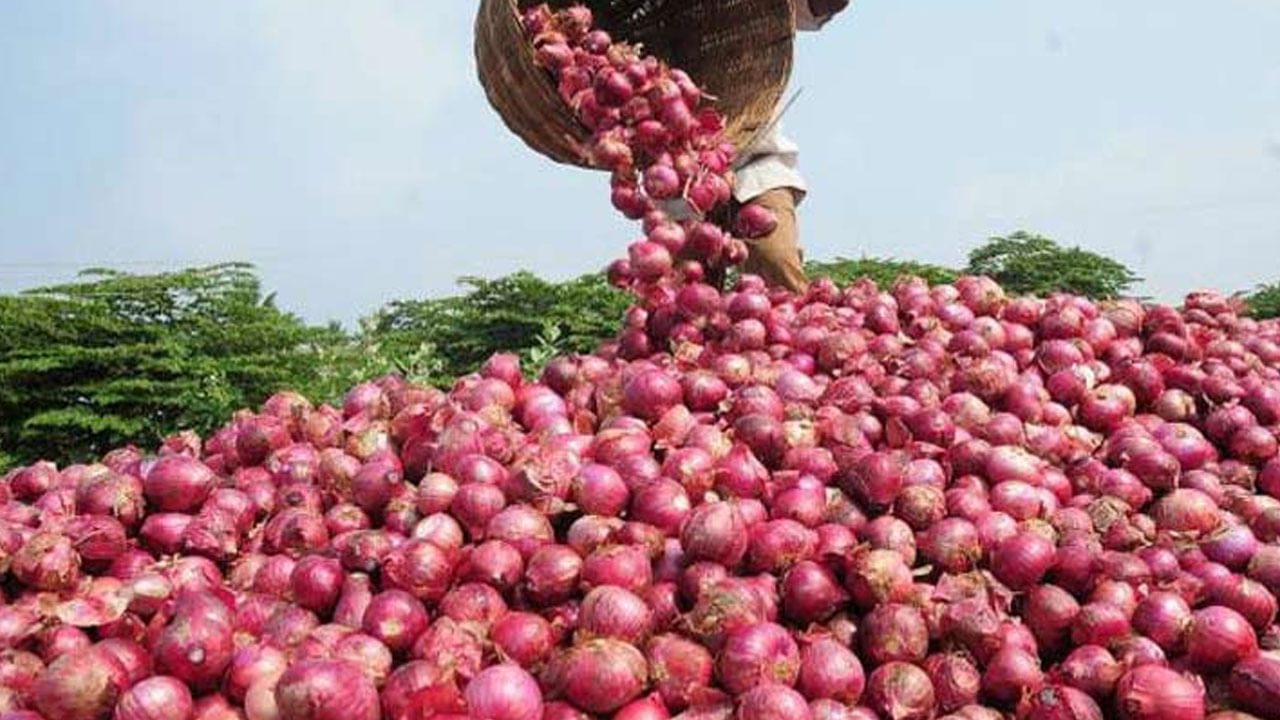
[965, 231, 1140, 299]
[1245, 283, 1280, 319]
[806, 256, 958, 288]
[0, 264, 342, 467]
[368, 271, 630, 381]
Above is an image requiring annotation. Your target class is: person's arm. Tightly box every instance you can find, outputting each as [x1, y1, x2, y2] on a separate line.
[795, 0, 849, 31]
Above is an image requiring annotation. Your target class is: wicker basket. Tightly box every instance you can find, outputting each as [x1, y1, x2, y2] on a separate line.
[475, 0, 796, 169]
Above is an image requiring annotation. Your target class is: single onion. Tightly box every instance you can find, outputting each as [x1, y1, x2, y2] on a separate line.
[981, 646, 1044, 708]
[865, 662, 936, 720]
[737, 684, 813, 720]
[1229, 654, 1280, 719]
[551, 639, 648, 714]
[274, 659, 380, 720]
[1185, 605, 1258, 671]
[114, 675, 193, 720]
[1019, 684, 1102, 720]
[464, 664, 542, 720]
[361, 589, 428, 656]
[30, 646, 127, 720]
[717, 623, 800, 695]
[579, 585, 653, 644]
[922, 653, 980, 713]
[797, 638, 864, 703]
[646, 634, 714, 711]
[491, 612, 554, 667]
[1114, 665, 1204, 720]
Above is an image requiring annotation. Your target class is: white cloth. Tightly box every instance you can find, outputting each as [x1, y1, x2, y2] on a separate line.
[731, 0, 830, 204]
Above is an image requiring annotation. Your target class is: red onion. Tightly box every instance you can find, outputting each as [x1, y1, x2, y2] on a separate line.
[460, 540, 524, 591]
[381, 539, 455, 603]
[681, 501, 748, 567]
[225, 644, 289, 703]
[1054, 645, 1122, 699]
[579, 585, 653, 644]
[982, 645, 1044, 707]
[1020, 684, 1103, 720]
[1114, 665, 1204, 720]
[1186, 605, 1258, 671]
[614, 694, 670, 720]
[1154, 489, 1220, 535]
[551, 639, 648, 714]
[30, 646, 127, 720]
[646, 634, 713, 711]
[96, 638, 151, 687]
[114, 675, 193, 720]
[39, 625, 91, 662]
[491, 612, 554, 667]
[780, 561, 846, 624]
[865, 662, 936, 720]
[288, 555, 343, 614]
[153, 592, 234, 691]
[143, 456, 216, 513]
[274, 659, 379, 720]
[572, 464, 629, 517]
[797, 638, 864, 703]
[1228, 654, 1280, 719]
[991, 530, 1056, 590]
[737, 684, 813, 720]
[717, 623, 800, 695]
[1132, 592, 1193, 654]
[12, 532, 79, 591]
[361, 589, 428, 655]
[464, 664, 542, 720]
[844, 549, 913, 609]
[380, 660, 463, 719]
[581, 543, 653, 593]
[525, 539, 588, 596]
[922, 653, 980, 713]
[439, 582, 507, 627]
[860, 604, 929, 665]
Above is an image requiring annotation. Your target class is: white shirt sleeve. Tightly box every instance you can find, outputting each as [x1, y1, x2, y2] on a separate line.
[732, 121, 806, 204]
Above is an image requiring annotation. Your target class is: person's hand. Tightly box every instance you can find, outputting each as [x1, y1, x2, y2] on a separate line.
[808, 0, 849, 19]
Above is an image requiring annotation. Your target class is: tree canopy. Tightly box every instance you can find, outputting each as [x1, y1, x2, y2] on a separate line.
[964, 231, 1141, 299]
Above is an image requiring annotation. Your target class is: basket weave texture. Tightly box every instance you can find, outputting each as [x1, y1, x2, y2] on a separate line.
[476, 0, 796, 169]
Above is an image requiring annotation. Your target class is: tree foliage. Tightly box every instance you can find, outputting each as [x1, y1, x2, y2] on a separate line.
[806, 256, 958, 289]
[965, 231, 1140, 299]
[1245, 283, 1280, 319]
[0, 264, 339, 466]
[369, 271, 630, 381]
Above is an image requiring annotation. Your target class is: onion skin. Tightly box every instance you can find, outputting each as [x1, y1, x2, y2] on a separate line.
[552, 639, 649, 714]
[646, 634, 714, 711]
[274, 659, 380, 720]
[716, 623, 800, 695]
[30, 646, 127, 720]
[1229, 654, 1280, 719]
[797, 639, 865, 704]
[866, 662, 936, 720]
[1115, 665, 1205, 720]
[1186, 605, 1258, 672]
[735, 683, 813, 720]
[464, 664, 542, 720]
[1019, 684, 1102, 720]
[151, 592, 234, 692]
[113, 675, 194, 720]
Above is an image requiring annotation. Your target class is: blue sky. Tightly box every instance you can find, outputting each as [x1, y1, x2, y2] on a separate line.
[1, 1, 1278, 325]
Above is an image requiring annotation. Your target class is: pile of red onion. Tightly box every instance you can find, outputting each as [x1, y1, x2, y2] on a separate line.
[4, 5, 1280, 720]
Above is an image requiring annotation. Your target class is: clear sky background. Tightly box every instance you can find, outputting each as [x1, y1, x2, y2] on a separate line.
[2, 1, 1278, 325]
